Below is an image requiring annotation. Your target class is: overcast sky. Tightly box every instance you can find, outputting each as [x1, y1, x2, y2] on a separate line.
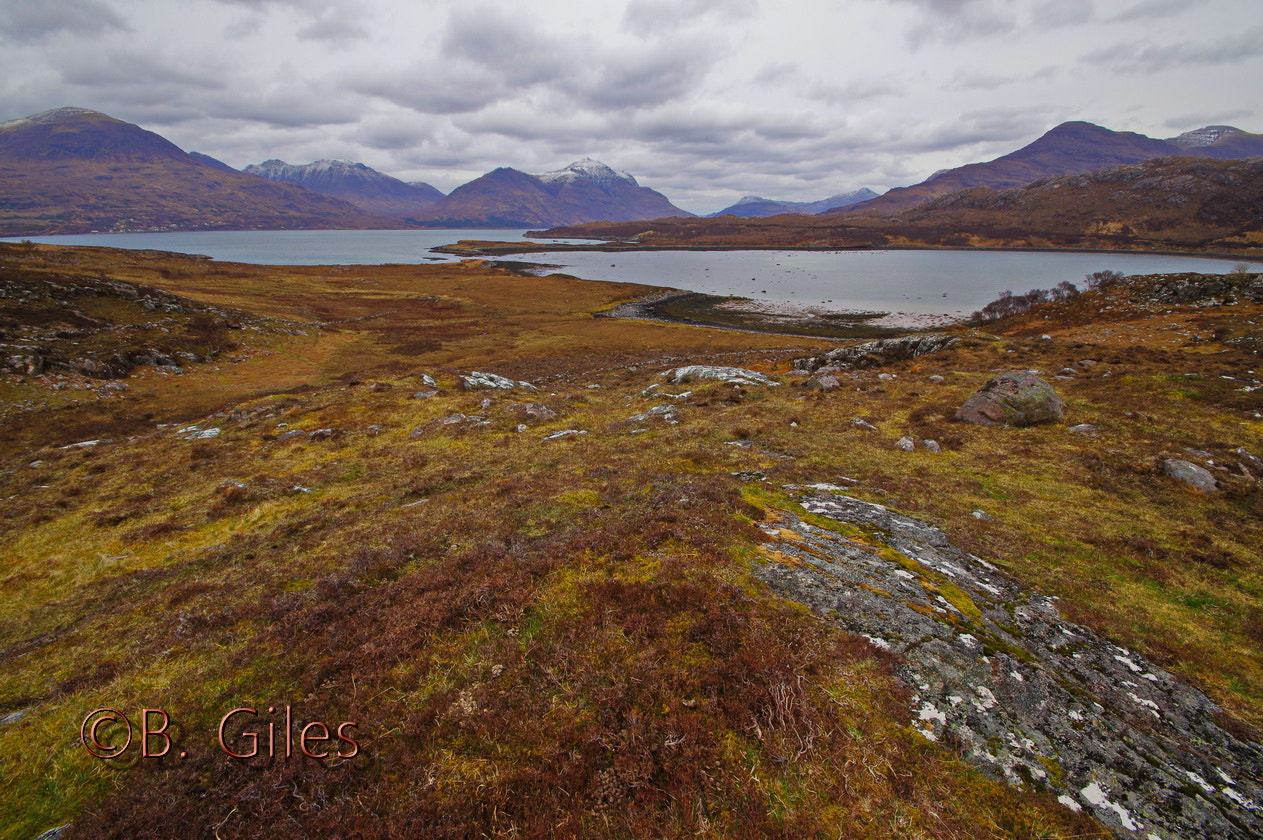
[1, 0, 1259, 213]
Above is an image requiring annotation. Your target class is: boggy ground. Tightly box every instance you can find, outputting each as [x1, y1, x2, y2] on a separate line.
[0, 243, 1260, 839]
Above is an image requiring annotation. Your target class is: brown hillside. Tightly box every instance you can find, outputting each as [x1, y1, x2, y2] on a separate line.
[0, 108, 404, 235]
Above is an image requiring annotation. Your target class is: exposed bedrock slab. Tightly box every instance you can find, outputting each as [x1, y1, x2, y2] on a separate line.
[753, 491, 1263, 840]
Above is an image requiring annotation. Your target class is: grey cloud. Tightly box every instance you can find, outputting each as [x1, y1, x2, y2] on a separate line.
[0, 0, 129, 41]
[808, 76, 903, 105]
[360, 7, 721, 117]
[57, 51, 225, 91]
[297, 13, 370, 43]
[572, 39, 716, 110]
[441, 8, 571, 87]
[890, 0, 1019, 48]
[1163, 109, 1254, 130]
[1083, 25, 1263, 73]
[1032, 0, 1094, 28]
[622, 0, 758, 36]
[352, 62, 507, 115]
[751, 62, 798, 86]
[1108, 0, 1205, 23]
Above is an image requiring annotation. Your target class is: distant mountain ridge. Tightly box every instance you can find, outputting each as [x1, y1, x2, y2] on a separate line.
[0, 107, 400, 235]
[710, 189, 878, 218]
[834, 121, 1263, 217]
[411, 157, 692, 227]
[242, 158, 445, 219]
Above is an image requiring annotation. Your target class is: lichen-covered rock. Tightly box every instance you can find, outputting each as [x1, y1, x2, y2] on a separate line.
[956, 371, 1065, 427]
[1161, 458, 1220, 493]
[755, 490, 1263, 840]
[461, 371, 517, 390]
[794, 333, 958, 372]
[664, 365, 778, 386]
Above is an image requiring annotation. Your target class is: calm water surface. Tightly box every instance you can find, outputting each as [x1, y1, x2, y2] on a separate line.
[7, 230, 1260, 316]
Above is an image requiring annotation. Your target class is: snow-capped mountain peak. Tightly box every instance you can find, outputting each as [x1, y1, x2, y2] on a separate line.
[535, 157, 637, 187]
[1170, 125, 1242, 148]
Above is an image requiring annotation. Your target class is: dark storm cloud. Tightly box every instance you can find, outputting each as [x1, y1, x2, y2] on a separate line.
[622, 0, 759, 36]
[1083, 25, 1263, 73]
[0, 0, 129, 41]
[1108, 0, 1205, 23]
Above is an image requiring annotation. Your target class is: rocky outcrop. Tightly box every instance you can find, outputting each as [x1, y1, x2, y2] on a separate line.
[664, 365, 778, 386]
[793, 334, 958, 372]
[460, 371, 538, 392]
[754, 490, 1263, 840]
[956, 371, 1065, 426]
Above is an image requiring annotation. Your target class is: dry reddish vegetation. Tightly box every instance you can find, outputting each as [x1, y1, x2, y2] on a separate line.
[526, 157, 1263, 257]
[4, 243, 1261, 839]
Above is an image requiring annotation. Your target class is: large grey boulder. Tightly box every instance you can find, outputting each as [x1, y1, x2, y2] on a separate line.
[794, 333, 958, 372]
[956, 371, 1065, 427]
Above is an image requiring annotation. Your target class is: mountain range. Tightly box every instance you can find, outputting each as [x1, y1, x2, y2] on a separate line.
[833, 121, 1263, 217]
[0, 107, 395, 235]
[1, 107, 1262, 239]
[708, 189, 878, 218]
[408, 158, 692, 227]
[242, 158, 445, 220]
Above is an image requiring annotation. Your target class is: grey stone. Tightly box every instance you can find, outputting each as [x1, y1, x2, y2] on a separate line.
[922, 439, 942, 454]
[277, 429, 307, 441]
[1162, 458, 1220, 493]
[803, 373, 841, 390]
[664, 365, 778, 386]
[956, 371, 1065, 427]
[1068, 424, 1100, 434]
[308, 428, 335, 440]
[460, 371, 517, 390]
[851, 418, 878, 431]
[895, 436, 916, 451]
[517, 403, 558, 422]
[542, 429, 587, 440]
[411, 390, 439, 399]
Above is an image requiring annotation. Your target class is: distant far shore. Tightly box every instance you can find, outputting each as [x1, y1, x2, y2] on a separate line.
[435, 238, 1263, 262]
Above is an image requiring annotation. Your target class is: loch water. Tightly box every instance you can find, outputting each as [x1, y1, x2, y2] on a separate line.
[7, 230, 1260, 316]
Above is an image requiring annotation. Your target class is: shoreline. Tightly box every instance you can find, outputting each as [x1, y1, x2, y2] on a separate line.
[598, 291, 945, 340]
[438, 239, 1263, 263]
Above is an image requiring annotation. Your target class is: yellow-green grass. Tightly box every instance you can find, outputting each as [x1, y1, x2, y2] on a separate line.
[2, 243, 1259, 836]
